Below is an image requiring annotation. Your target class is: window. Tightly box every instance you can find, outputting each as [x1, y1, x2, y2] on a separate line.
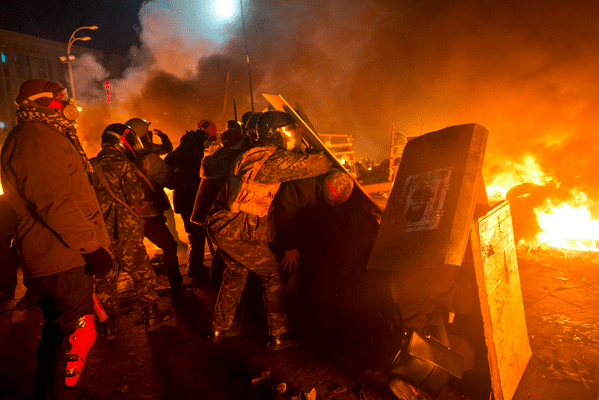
[47, 59, 54, 80]
[37, 58, 48, 79]
[15, 54, 32, 80]
[1, 52, 8, 77]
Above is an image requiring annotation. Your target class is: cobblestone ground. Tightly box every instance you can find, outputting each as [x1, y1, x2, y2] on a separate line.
[1, 235, 598, 399]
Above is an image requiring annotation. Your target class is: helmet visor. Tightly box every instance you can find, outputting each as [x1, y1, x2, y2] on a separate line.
[280, 124, 303, 151]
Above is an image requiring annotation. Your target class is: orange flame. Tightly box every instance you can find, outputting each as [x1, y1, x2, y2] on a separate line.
[535, 191, 599, 252]
[488, 155, 599, 252]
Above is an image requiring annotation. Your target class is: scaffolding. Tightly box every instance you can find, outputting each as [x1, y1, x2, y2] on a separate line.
[388, 124, 407, 182]
[319, 133, 355, 173]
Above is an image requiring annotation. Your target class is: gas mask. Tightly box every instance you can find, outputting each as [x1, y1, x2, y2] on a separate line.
[24, 88, 79, 122]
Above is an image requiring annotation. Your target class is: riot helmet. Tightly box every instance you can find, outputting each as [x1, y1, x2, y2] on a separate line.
[241, 111, 253, 128]
[322, 169, 354, 205]
[101, 123, 143, 161]
[256, 111, 302, 150]
[245, 112, 263, 146]
[125, 118, 152, 143]
[197, 119, 217, 140]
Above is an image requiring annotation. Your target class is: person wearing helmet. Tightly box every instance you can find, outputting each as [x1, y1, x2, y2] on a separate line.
[272, 169, 354, 309]
[125, 118, 173, 156]
[126, 118, 191, 307]
[255, 110, 304, 151]
[165, 119, 217, 281]
[243, 111, 262, 148]
[1, 79, 112, 398]
[204, 110, 334, 350]
[190, 129, 247, 289]
[90, 123, 173, 339]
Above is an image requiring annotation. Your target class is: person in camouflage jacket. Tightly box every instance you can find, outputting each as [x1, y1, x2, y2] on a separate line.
[205, 111, 333, 350]
[90, 124, 172, 338]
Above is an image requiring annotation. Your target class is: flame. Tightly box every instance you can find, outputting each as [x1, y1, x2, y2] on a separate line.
[486, 154, 552, 201]
[535, 191, 599, 252]
[487, 155, 599, 252]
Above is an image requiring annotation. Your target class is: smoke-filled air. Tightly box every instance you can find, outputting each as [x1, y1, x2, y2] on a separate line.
[71, 0, 599, 213]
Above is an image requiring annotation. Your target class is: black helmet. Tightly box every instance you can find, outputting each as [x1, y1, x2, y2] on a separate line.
[101, 123, 143, 161]
[256, 111, 301, 150]
[241, 111, 254, 128]
[245, 112, 263, 145]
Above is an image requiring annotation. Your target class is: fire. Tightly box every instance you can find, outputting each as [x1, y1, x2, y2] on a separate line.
[536, 201, 599, 251]
[487, 155, 599, 252]
[486, 155, 550, 202]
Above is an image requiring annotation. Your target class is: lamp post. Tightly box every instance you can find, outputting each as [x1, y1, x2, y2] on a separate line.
[59, 26, 98, 103]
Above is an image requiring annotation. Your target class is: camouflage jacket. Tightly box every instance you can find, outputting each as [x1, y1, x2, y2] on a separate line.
[206, 147, 333, 245]
[90, 148, 145, 240]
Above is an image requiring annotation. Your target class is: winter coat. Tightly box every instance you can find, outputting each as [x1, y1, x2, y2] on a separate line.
[0, 120, 110, 278]
[164, 130, 208, 216]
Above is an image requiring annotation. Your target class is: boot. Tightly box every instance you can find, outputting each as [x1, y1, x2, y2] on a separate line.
[268, 332, 299, 351]
[207, 322, 243, 344]
[143, 303, 173, 332]
[101, 310, 116, 341]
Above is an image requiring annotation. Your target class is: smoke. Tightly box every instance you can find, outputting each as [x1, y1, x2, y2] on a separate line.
[70, 0, 599, 203]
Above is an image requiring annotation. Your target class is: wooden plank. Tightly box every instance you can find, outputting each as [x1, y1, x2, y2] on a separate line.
[366, 123, 488, 270]
[470, 200, 531, 400]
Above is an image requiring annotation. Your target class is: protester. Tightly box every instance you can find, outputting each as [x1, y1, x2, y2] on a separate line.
[165, 120, 217, 281]
[205, 110, 333, 350]
[126, 118, 192, 307]
[0, 79, 112, 399]
[90, 123, 173, 340]
[190, 128, 247, 289]
[273, 169, 354, 303]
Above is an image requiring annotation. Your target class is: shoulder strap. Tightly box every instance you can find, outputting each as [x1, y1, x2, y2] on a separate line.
[94, 163, 141, 218]
[135, 166, 158, 195]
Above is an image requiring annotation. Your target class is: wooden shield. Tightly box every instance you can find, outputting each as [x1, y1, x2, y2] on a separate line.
[366, 123, 488, 270]
[470, 200, 531, 400]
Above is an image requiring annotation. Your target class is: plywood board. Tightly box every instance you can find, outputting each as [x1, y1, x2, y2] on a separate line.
[470, 200, 531, 400]
[366, 123, 488, 270]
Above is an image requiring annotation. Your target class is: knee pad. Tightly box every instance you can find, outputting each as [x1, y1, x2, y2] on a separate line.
[64, 314, 97, 386]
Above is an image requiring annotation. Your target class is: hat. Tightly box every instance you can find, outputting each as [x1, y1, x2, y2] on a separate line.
[15, 79, 64, 106]
[323, 170, 354, 205]
[220, 129, 244, 148]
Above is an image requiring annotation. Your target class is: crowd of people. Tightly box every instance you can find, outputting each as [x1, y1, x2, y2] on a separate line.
[0, 78, 479, 400]
[0, 79, 358, 399]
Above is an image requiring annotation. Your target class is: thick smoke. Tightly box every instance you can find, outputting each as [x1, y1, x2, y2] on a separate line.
[73, 0, 599, 207]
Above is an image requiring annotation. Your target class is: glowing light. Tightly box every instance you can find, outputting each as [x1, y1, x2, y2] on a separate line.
[486, 154, 550, 201]
[536, 200, 599, 252]
[214, 0, 236, 19]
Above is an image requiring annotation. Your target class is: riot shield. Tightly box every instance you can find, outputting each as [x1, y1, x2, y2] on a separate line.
[366, 123, 488, 271]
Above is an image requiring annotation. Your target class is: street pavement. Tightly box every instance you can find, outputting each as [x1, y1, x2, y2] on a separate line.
[1, 228, 599, 399]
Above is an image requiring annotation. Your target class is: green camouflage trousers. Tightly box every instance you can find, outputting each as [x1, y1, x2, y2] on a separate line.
[210, 232, 289, 337]
[95, 238, 159, 311]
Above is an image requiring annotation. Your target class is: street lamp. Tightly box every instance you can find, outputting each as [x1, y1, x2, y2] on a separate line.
[59, 25, 98, 103]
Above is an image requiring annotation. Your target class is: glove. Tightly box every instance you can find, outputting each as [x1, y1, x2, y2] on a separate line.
[83, 247, 113, 276]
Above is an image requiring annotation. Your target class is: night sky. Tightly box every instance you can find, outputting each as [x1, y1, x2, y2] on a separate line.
[2, 0, 599, 210]
[0, 0, 144, 55]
